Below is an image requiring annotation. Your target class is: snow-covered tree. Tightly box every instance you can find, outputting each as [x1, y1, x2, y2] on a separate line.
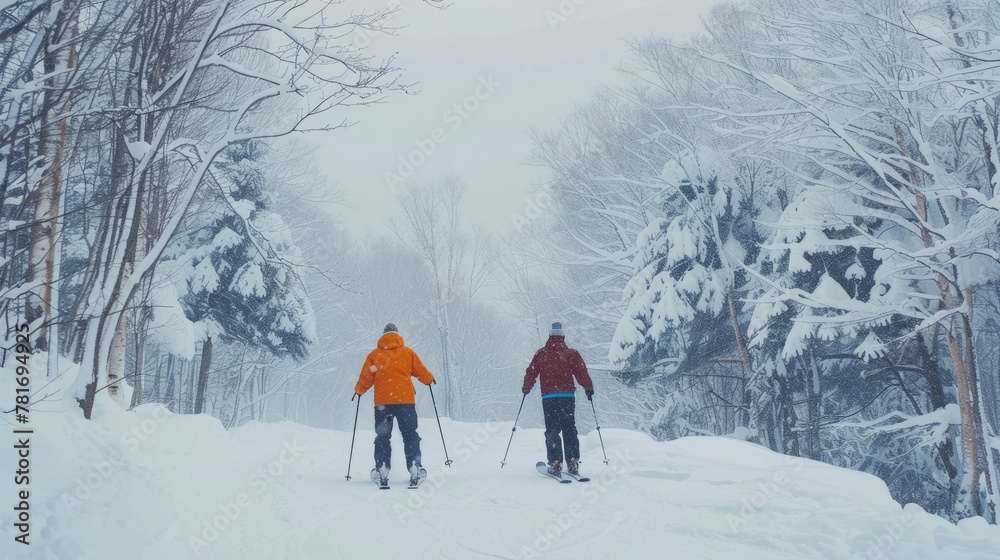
[524, 0, 1000, 522]
[611, 151, 745, 369]
[0, 0, 424, 419]
[176, 140, 315, 415]
[698, 0, 1000, 518]
[607, 150, 762, 438]
[627, 0, 1000, 519]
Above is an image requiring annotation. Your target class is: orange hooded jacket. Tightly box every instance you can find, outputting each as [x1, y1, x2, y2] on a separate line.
[354, 332, 435, 406]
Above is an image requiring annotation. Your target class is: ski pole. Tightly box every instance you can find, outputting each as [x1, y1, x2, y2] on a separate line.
[590, 397, 609, 464]
[501, 393, 528, 468]
[345, 393, 361, 480]
[428, 383, 453, 467]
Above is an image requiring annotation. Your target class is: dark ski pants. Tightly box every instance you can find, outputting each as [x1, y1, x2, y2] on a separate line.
[374, 404, 421, 471]
[542, 396, 579, 465]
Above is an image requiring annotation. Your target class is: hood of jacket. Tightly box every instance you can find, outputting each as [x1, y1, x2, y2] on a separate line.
[378, 331, 404, 350]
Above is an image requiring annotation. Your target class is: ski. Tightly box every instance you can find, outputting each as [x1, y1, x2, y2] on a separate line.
[564, 471, 590, 482]
[536, 461, 572, 484]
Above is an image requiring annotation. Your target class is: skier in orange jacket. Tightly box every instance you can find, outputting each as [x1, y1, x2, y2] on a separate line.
[355, 323, 435, 485]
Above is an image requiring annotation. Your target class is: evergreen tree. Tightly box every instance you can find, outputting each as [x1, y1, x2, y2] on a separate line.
[177, 140, 315, 413]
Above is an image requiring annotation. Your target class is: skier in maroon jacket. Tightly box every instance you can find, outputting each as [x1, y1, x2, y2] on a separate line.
[522, 320, 595, 476]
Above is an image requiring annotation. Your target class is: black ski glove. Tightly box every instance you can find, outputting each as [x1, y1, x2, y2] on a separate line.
[522, 388, 530, 395]
[585, 389, 594, 401]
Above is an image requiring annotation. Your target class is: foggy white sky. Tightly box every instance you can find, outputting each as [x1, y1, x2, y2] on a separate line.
[306, 0, 719, 236]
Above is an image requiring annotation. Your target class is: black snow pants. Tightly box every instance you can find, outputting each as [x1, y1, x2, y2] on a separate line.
[542, 396, 579, 466]
[374, 404, 421, 471]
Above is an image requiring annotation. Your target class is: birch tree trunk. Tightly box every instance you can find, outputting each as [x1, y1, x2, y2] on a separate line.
[106, 316, 127, 408]
[130, 326, 146, 409]
[947, 325, 982, 516]
[962, 290, 997, 521]
[912, 186, 986, 517]
[28, 0, 79, 352]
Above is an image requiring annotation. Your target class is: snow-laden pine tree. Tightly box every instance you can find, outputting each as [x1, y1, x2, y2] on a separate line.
[610, 149, 760, 438]
[175, 140, 315, 415]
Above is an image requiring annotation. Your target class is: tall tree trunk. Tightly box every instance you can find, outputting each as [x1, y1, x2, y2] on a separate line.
[106, 315, 128, 408]
[917, 331, 960, 481]
[946, 324, 982, 516]
[806, 351, 822, 461]
[727, 291, 753, 432]
[104, 138, 144, 406]
[152, 353, 164, 403]
[164, 353, 176, 412]
[130, 327, 147, 409]
[962, 288, 997, 521]
[194, 336, 212, 414]
[229, 371, 244, 428]
[257, 366, 268, 422]
[181, 357, 188, 413]
[28, 1, 79, 352]
[188, 358, 197, 414]
[780, 365, 801, 458]
[437, 308, 453, 418]
[79, 125, 139, 418]
[907, 150, 985, 516]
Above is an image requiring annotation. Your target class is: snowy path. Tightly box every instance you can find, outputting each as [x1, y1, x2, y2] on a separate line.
[6, 390, 1000, 560]
[170, 423, 768, 560]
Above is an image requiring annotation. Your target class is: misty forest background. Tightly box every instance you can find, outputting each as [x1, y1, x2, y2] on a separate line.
[3, 0, 1000, 524]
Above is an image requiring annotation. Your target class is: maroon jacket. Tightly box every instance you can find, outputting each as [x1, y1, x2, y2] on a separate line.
[523, 336, 594, 396]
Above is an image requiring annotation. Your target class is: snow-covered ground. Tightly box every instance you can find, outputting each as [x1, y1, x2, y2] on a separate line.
[3, 362, 1000, 560]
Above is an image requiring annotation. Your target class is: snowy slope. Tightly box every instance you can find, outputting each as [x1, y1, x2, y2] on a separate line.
[2, 362, 1000, 560]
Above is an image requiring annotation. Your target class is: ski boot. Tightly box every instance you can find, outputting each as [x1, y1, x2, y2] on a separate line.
[408, 464, 427, 488]
[371, 465, 390, 488]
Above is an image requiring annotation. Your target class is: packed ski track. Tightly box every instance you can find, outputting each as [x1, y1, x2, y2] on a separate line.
[5, 371, 1000, 560]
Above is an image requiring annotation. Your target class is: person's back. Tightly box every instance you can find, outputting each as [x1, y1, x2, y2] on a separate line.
[359, 331, 427, 406]
[354, 323, 434, 486]
[527, 335, 590, 397]
[522, 321, 594, 476]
